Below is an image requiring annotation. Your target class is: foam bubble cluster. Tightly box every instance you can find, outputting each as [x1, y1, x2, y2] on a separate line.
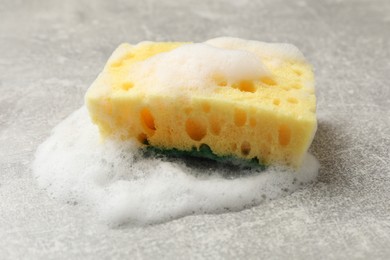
[33, 107, 319, 226]
[205, 37, 305, 61]
[131, 42, 270, 94]
[128, 37, 306, 95]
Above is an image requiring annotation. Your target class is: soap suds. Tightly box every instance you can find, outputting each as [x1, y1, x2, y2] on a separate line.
[33, 107, 319, 226]
[131, 43, 270, 94]
[205, 37, 306, 62]
[128, 37, 305, 95]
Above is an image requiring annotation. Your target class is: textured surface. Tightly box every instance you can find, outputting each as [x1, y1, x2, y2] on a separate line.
[0, 0, 389, 259]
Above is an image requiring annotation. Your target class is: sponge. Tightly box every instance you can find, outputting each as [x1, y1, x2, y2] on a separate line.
[85, 37, 317, 168]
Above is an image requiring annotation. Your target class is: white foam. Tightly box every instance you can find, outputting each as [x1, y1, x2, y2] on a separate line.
[205, 37, 306, 62]
[130, 43, 270, 94]
[33, 107, 319, 226]
[128, 37, 305, 95]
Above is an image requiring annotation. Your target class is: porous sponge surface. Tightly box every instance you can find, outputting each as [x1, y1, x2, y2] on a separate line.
[85, 37, 317, 168]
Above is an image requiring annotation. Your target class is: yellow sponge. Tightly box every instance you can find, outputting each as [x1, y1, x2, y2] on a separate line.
[85, 37, 317, 168]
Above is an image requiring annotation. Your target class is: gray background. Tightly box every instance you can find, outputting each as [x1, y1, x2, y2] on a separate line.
[1, 0, 389, 259]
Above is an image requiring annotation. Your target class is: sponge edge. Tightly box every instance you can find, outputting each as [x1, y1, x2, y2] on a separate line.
[86, 37, 317, 168]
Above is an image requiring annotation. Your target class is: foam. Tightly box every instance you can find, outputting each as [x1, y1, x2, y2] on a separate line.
[205, 37, 306, 62]
[33, 107, 319, 226]
[130, 42, 270, 94]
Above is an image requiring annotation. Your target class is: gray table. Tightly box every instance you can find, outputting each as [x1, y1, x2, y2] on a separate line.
[1, 0, 389, 259]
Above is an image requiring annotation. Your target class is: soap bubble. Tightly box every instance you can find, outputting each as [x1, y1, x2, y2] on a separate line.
[33, 107, 319, 226]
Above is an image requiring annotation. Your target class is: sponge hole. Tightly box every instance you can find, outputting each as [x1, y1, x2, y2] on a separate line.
[260, 76, 276, 86]
[236, 80, 256, 93]
[140, 108, 156, 131]
[278, 124, 291, 146]
[208, 114, 222, 135]
[111, 53, 134, 68]
[293, 69, 302, 76]
[287, 97, 299, 104]
[213, 75, 228, 87]
[273, 99, 281, 106]
[186, 117, 207, 141]
[110, 60, 123, 67]
[121, 82, 134, 91]
[234, 108, 247, 127]
[124, 53, 134, 60]
[217, 80, 228, 87]
[241, 141, 251, 156]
